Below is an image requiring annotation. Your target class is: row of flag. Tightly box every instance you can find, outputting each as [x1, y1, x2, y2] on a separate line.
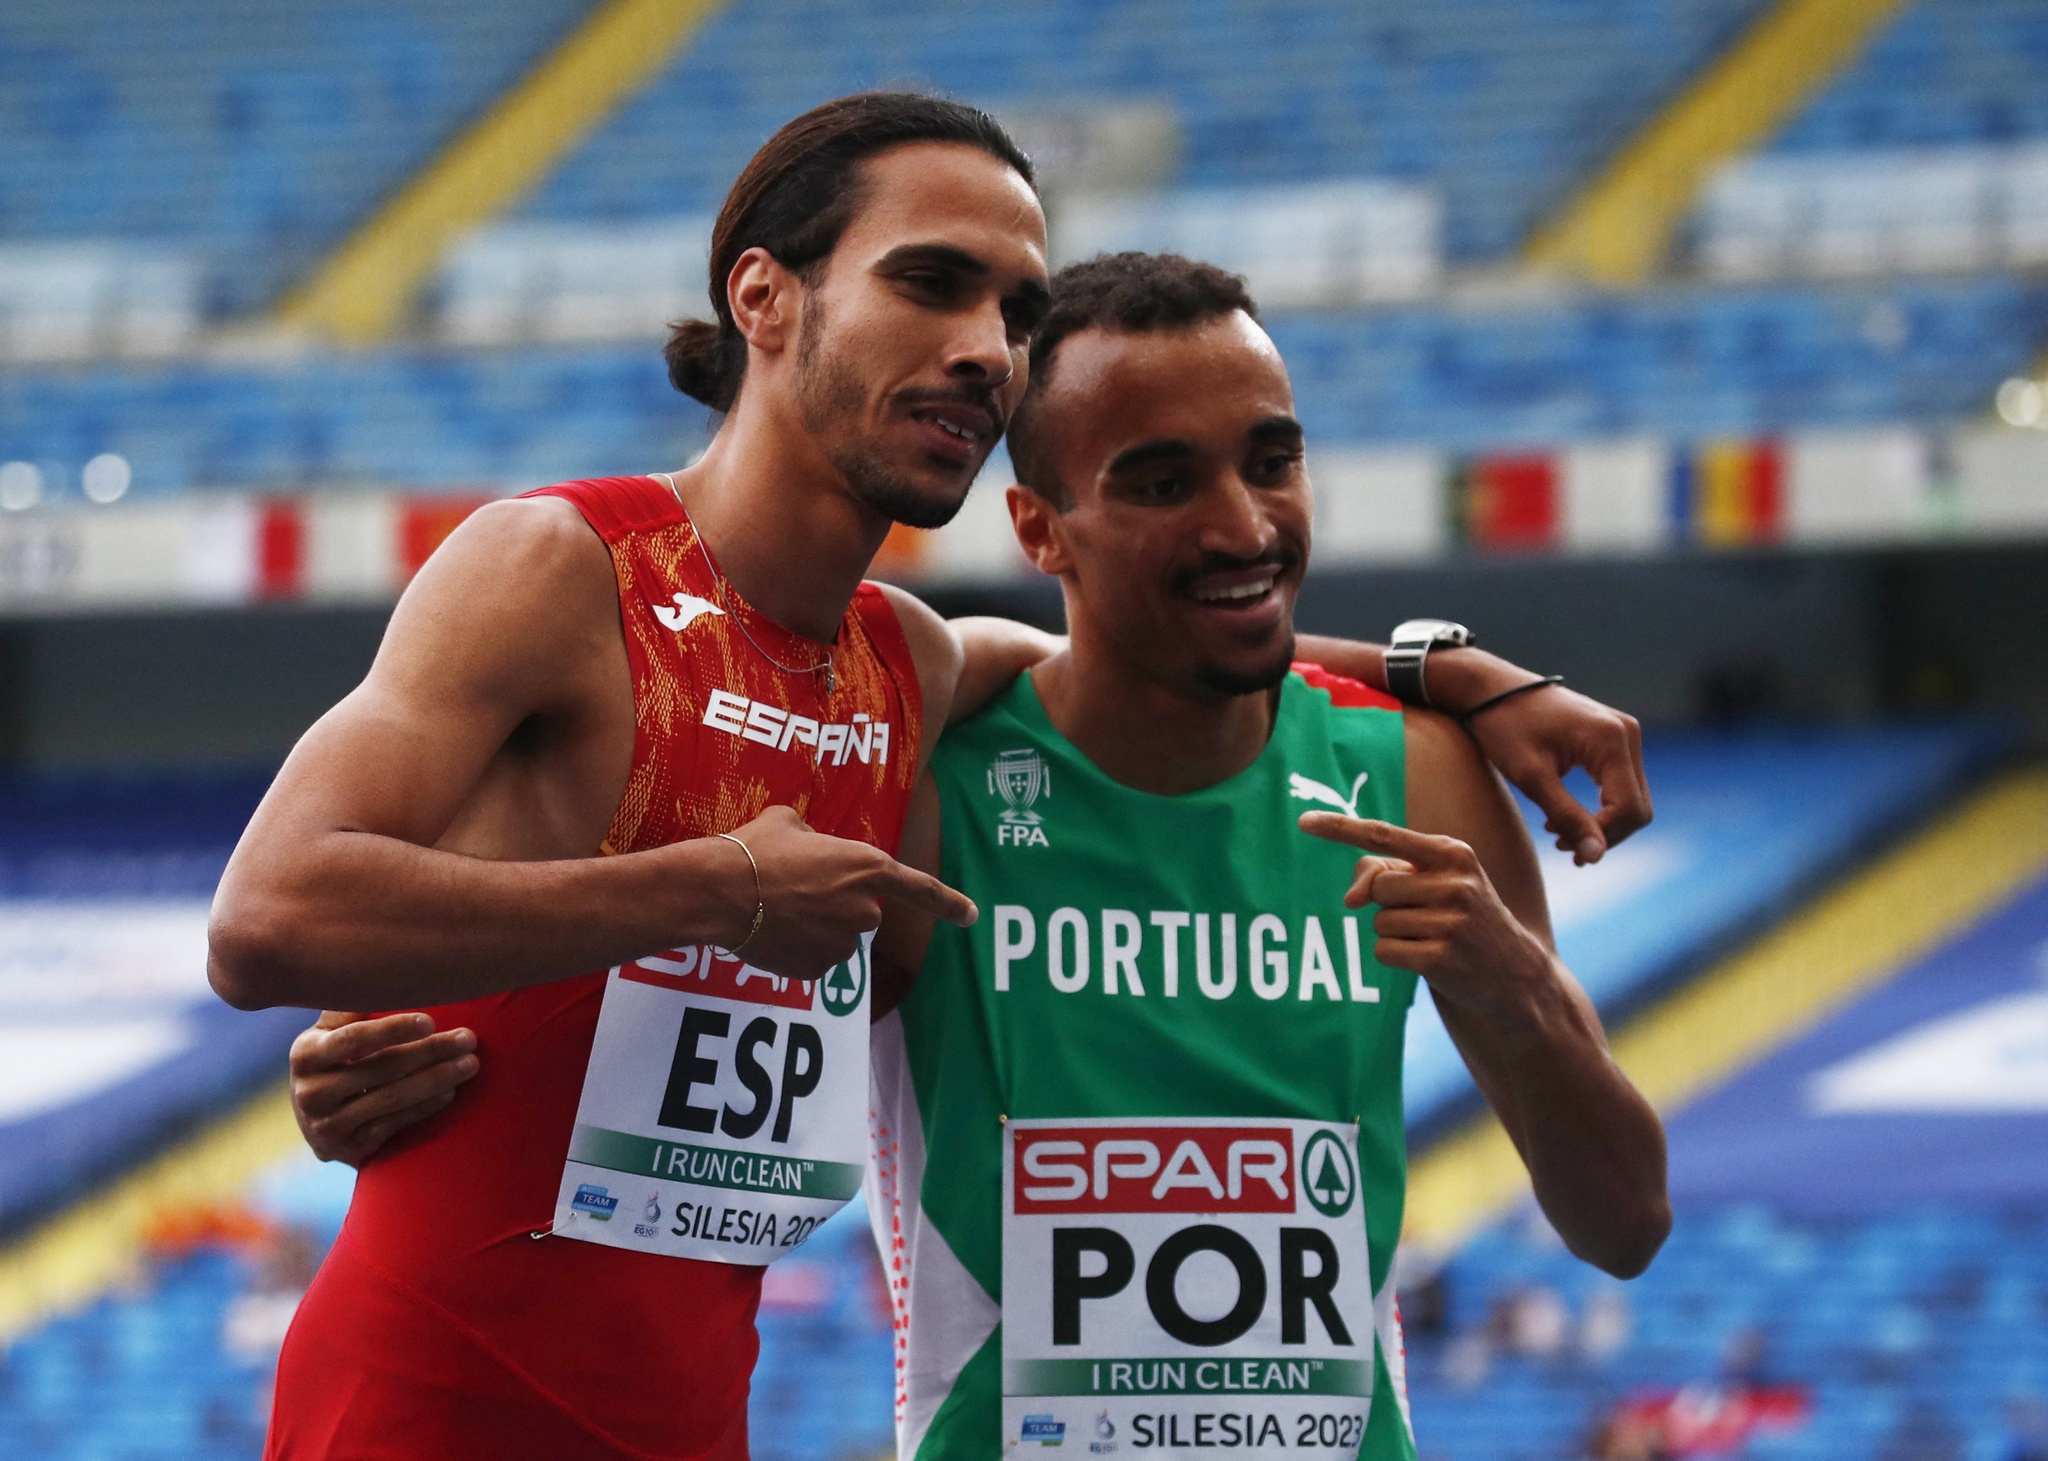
[1460, 439, 1788, 552]
[0, 423, 2040, 611]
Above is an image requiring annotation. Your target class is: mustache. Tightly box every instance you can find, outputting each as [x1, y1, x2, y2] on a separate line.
[1169, 545, 1302, 597]
[890, 383, 1008, 437]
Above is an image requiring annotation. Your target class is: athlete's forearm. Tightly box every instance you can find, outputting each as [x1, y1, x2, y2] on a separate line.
[1444, 973, 1670, 1277]
[209, 834, 752, 1012]
[949, 616, 1065, 723]
[1293, 635, 1543, 711]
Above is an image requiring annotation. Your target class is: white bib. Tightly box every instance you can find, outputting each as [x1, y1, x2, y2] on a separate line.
[1002, 1116, 1372, 1458]
[552, 936, 871, 1264]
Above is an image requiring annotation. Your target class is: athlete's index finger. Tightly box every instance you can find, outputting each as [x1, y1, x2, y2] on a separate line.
[1297, 812, 1465, 868]
[878, 863, 979, 927]
[314, 1011, 437, 1068]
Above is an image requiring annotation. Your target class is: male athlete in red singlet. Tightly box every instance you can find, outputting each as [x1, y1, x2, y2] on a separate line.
[213, 95, 1651, 1460]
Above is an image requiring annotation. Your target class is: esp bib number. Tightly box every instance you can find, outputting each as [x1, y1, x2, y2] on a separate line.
[552, 936, 871, 1265]
[1002, 1117, 1372, 1458]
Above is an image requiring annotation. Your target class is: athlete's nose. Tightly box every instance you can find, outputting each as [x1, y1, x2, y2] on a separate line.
[1198, 473, 1282, 562]
[944, 299, 1017, 389]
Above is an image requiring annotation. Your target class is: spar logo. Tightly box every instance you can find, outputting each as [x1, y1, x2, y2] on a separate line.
[617, 945, 816, 1010]
[1300, 1131, 1356, 1218]
[818, 947, 866, 1018]
[1015, 1126, 1293, 1214]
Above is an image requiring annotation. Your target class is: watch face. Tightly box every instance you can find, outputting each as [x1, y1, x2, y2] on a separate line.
[1392, 618, 1470, 648]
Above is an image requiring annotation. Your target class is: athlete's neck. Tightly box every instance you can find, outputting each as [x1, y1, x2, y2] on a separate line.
[663, 396, 894, 644]
[1030, 633, 1278, 798]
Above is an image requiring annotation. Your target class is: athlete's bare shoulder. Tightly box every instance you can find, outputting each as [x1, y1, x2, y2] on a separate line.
[873, 583, 965, 764]
[372, 495, 620, 704]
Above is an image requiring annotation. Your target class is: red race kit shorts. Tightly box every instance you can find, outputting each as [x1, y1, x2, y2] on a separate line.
[268, 476, 921, 1460]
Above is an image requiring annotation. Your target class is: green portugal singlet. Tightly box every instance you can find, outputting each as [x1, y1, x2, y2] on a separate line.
[867, 664, 1420, 1461]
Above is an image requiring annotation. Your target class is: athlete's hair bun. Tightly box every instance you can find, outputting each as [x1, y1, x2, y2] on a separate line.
[664, 317, 744, 413]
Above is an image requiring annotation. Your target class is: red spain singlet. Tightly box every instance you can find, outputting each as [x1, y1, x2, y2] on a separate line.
[268, 475, 923, 1460]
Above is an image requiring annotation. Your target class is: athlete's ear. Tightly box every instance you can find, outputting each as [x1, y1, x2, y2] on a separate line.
[727, 246, 800, 359]
[1006, 482, 1072, 577]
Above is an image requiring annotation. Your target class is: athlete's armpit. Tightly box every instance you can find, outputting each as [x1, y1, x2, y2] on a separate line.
[874, 584, 965, 770]
[871, 771, 944, 1018]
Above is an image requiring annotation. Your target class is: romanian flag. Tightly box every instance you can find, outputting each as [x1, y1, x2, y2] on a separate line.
[1680, 439, 1783, 547]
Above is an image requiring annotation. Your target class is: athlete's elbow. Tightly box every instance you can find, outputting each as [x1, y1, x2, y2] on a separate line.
[207, 897, 303, 1011]
[1578, 1192, 1672, 1280]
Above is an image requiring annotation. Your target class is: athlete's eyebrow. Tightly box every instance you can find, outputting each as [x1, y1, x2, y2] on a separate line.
[875, 242, 990, 278]
[1247, 415, 1305, 446]
[875, 243, 1051, 320]
[1105, 438, 1197, 475]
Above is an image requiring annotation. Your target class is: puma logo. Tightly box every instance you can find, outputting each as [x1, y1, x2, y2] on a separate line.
[653, 593, 725, 632]
[1288, 770, 1370, 819]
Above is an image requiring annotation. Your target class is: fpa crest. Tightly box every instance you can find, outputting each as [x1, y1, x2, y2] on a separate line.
[989, 748, 1051, 847]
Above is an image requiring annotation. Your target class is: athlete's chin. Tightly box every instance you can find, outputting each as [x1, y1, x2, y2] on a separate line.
[839, 452, 977, 530]
[1193, 640, 1296, 698]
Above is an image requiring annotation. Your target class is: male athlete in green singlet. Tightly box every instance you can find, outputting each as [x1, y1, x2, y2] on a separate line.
[862, 255, 1670, 1460]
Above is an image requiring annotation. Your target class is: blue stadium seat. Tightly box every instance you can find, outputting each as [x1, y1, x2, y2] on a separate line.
[7, 273, 2046, 496]
[521, 0, 1773, 263]
[0, 0, 593, 314]
[1772, 0, 2048, 154]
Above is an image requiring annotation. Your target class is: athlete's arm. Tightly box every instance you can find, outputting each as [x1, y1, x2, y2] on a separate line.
[1296, 634, 1651, 866]
[947, 616, 1065, 723]
[932, 611, 1652, 861]
[1300, 712, 1670, 1279]
[211, 499, 974, 1012]
[871, 772, 944, 1018]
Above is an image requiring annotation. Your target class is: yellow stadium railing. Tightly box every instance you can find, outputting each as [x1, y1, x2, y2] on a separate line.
[1524, 0, 1911, 285]
[1406, 766, 2048, 1253]
[0, 1083, 304, 1346]
[274, 0, 728, 346]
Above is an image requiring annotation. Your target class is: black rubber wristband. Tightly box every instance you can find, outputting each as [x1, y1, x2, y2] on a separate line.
[1455, 674, 1564, 727]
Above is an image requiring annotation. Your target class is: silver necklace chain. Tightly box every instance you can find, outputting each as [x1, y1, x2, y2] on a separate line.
[657, 472, 835, 695]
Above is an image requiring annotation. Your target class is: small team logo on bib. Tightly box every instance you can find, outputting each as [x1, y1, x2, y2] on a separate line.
[819, 949, 867, 1017]
[990, 748, 1052, 847]
[1299, 1131, 1356, 1218]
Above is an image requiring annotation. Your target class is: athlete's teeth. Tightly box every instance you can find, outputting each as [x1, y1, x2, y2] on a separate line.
[1196, 576, 1275, 603]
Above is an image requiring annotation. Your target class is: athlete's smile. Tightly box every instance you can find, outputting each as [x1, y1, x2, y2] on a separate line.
[901, 399, 997, 468]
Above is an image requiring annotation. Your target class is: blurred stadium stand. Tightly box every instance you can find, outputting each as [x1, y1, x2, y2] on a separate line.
[0, 0, 589, 324]
[1404, 869, 2048, 1461]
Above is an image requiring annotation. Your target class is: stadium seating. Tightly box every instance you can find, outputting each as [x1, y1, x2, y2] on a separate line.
[0, 1189, 898, 1461]
[521, 0, 1773, 264]
[1769, 0, 2048, 154]
[0, 0, 591, 315]
[1691, 0, 2048, 280]
[1405, 1204, 2048, 1461]
[8, 272, 2045, 501]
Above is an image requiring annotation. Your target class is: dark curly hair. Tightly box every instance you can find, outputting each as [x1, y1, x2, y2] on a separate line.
[1007, 252, 1258, 505]
[662, 92, 1034, 413]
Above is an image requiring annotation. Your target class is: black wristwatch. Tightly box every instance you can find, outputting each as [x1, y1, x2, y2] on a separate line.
[1384, 619, 1474, 707]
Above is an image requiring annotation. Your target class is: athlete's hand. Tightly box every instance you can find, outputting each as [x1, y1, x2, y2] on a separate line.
[1298, 814, 1554, 1027]
[720, 806, 977, 979]
[1463, 684, 1651, 867]
[290, 1010, 479, 1167]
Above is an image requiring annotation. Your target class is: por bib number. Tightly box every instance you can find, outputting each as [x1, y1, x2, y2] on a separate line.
[552, 937, 870, 1266]
[1002, 1117, 1372, 1458]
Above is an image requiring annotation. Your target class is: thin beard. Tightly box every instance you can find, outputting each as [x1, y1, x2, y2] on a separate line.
[1193, 635, 1297, 697]
[797, 295, 973, 530]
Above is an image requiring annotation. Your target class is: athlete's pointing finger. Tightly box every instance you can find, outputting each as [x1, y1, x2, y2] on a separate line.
[878, 863, 979, 927]
[1299, 812, 1473, 869]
